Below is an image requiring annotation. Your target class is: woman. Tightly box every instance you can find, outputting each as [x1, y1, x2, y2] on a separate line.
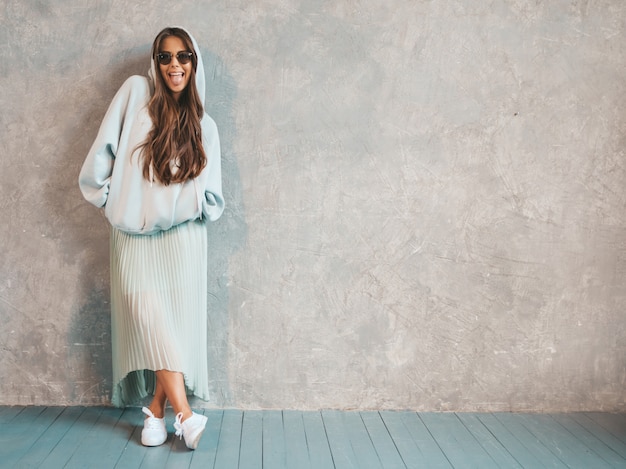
[78, 27, 224, 450]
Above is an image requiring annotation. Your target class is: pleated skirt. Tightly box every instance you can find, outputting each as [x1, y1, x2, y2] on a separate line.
[109, 219, 209, 408]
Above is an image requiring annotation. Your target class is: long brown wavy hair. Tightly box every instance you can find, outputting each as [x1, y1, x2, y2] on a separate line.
[139, 27, 206, 185]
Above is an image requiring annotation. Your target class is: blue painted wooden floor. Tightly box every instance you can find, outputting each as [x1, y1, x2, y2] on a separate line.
[1, 406, 625, 468]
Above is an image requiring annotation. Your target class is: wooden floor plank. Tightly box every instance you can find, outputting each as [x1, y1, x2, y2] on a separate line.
[491, 413, 569, 468]
[569, 413, 626, 460]
[477, 413, 552, 469]
[341, 411, 383, 469]
[238, 410, 263, 469]
[63, 406, 127, 469]
[322, 409, 361, 469]
[263, 410, 287, 469]
[550, 413, 626, 468]
[585, 413, 626, 444]
[14, 406, 86, 468]
[114, 424, 147, 469]
[189, 409, 224, 469]
[420, 412, 498, 468]
[1, 406, 63, 467]
[0, 405, 26, 424]
[516, 413, 614, 469]
[400, 411, 453, 468]
[456, 413, 522, 468]
[323, 410, 387, 469]
[139, 432, 177, 469]
[380, 411, 451, 469]
[213, 409, 243, 468]
[301, 411, 335, 469]
[0, 405, 13, 419]
[360, 411, 406, 469]
[0, 406, 46, 443]
[283, 410, 312, 469]
[111, 407, 155, 469]
[38, 406, 103, 469]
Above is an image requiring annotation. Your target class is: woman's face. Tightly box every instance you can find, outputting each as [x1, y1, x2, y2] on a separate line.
[157, 36, 193, 101]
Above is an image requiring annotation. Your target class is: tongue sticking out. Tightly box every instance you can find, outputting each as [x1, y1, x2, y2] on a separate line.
[170, 73, 184, 86]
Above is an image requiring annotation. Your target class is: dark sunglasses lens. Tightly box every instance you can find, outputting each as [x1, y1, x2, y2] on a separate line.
[157, 53, 172, 65]
[177, 52, 192, 64]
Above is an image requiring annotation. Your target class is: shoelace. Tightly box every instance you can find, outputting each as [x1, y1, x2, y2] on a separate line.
[144, 417, 163, 430]
[174, 412, 184, 439]
[142, 406, 164, 430]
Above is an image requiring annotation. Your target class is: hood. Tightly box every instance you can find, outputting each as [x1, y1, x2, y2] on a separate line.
[148, 26, 206, 105]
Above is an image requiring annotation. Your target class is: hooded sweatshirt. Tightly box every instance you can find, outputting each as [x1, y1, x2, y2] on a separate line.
[78, 28, 224, 235]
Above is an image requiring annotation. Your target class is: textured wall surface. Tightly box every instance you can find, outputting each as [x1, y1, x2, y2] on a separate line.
[1, 0, 625, 411]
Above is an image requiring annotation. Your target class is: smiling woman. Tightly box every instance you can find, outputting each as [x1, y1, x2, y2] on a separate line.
[157, 36, 193, 100]
[78, 27, 225, 451]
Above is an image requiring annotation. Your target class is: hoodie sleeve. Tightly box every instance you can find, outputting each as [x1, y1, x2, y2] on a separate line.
[201, 115, 225, 221]
[78, 77, 137, 208]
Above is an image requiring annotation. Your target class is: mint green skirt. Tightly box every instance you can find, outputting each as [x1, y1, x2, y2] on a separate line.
[109, 219, 209, 408]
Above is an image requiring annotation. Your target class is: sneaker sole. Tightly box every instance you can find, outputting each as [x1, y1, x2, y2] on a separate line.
[142, 435, 168, 446]
[187, 429, 205, 449]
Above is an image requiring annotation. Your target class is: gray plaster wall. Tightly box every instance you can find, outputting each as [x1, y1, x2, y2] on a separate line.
[1, 0, 625, 412]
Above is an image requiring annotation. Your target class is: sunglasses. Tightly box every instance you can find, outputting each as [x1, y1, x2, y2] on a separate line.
[156, 51, 194, 65]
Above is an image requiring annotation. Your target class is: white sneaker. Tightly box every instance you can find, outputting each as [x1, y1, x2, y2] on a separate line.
[174, 411, 208, 450]
[141, 406, 167, 446]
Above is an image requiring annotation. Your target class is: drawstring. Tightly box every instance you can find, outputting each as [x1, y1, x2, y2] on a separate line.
[193, 179, 203, 220]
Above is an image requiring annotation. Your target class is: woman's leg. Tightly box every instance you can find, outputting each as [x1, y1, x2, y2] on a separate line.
[155, 369, 193, 421]
[146, 374, 167, 418]
[155, 369, 208, 450]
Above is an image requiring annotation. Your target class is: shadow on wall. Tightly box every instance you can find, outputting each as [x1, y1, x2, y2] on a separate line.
[196, 47, 248, 408]
[56, 45, 246, 406]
